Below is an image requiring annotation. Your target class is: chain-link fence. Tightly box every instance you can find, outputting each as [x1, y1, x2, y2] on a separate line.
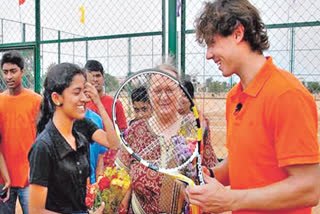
[0, 0, 319, 163]
[0, 0, 165, 92]
[0, 0, 320, 212]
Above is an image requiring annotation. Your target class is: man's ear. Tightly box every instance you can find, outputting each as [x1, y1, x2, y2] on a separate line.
[51, 92, 63, 107]
[233, 23, 245, 43]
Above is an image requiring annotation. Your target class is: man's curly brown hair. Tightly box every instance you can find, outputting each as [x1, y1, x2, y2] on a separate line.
[195, 0, 269, 54]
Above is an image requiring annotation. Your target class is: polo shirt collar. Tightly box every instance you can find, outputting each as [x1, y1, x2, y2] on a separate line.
[46, 120, 86, 159]
[230, 57, 275, 100]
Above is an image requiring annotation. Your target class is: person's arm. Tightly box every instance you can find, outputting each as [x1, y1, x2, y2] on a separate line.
[0, 152, 10, 202]
[212, 157, 229, 186]
[188, 163, 320, 213]
[28, 141, 60, 214]
[96, 154, 105, 178]
[115, 101, 128, 131]
[119, 187, 132, 213]
[29, 184, 61, 214]
[84, 83, 119, 149]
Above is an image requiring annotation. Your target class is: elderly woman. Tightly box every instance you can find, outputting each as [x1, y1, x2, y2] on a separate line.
[118, 60, 218, 214]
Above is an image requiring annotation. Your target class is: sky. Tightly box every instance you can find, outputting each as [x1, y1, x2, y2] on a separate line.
[0, 0, 319, 86]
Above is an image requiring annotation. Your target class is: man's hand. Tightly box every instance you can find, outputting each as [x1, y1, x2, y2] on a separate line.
[187, 173, 234, 213]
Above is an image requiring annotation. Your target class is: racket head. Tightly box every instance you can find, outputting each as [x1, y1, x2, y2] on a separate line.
[112, 68, 203, 184]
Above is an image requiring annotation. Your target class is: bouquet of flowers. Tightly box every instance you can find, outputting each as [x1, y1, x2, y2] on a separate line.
[86, 150, 131, 214]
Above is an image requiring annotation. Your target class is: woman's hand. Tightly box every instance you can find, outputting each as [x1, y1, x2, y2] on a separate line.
[93, 202, 105, 214]
[84, 82, 101, 105]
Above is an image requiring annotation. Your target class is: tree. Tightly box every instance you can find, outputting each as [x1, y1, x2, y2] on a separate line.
[305, 81, 320, 94]
[206, 78, 227, 93]
[104, 73, 119, 93]
[21, 49, 34, 89]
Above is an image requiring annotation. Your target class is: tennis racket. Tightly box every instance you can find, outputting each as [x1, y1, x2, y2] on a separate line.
[112, 69, 204, 213]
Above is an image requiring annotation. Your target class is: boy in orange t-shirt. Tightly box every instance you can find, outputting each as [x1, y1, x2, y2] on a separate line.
[0, 51, 42, 214]
[187, 0, 320, 214]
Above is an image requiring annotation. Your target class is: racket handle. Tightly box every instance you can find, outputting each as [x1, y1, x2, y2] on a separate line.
[189, 204, 200, 214]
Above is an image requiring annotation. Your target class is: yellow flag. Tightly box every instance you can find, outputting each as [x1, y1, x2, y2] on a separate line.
[79, 5, 85, 24]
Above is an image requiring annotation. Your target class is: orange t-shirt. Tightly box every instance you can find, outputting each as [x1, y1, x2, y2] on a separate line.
[0, 89, 42, 187]
[226, 57, 319, 214]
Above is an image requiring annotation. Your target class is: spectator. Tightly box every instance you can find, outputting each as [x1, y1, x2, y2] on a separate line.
[0, 51, 42, 214]
[84, 60, 127, 131]
[129, 86, 152, 125]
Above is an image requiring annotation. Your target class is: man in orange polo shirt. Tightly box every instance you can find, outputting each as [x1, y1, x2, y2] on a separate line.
[0, 51, 42, 214]
[187, 0, 320, 213]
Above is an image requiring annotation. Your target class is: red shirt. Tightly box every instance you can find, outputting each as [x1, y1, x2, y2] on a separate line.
[226, 57, 319, 214]
[87, 94, 127, 130]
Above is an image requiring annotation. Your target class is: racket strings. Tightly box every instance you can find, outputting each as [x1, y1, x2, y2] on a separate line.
[117, 72, 198, 172]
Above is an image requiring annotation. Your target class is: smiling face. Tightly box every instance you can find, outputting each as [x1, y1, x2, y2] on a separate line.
[206, 34, 239, 77]
[57, 74, 88, 120]
[149, 73, 179, 120]
[2, 62, 24, 92]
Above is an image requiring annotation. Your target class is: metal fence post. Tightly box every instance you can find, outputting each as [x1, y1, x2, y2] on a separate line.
[162, 0, 166, 57]
[290, 27, 295, 74]
[180, 0, 186, 79]
[58, 31, 61, 63]
[35, 0, 41, 93]
[168, 0, 177, 60]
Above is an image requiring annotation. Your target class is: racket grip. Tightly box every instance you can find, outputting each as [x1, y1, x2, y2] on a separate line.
[189, 204, 200, 214]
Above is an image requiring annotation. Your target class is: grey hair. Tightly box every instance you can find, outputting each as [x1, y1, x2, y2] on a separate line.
[155, 54, 179, 78]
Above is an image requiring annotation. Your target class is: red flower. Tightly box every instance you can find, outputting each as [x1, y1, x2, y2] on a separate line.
[85, 193, 94, 208]
[98, 176, 111, 191]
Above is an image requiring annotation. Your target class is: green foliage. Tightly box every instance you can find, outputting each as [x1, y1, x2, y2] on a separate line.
[206, 78, 228, 93]
[304, 81, 320, 94]
[104, 73, 119, 93]
[21, 50, 34, 89]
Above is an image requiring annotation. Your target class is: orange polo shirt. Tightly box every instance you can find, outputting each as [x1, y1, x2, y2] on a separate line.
[226, 57, 319, 214]
[0, 89, 42, 187]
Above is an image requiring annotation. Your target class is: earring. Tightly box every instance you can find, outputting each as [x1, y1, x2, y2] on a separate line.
[57, 102, 60, 106]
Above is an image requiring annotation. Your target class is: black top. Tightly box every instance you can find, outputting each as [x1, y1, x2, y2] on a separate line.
[29, 119, 98, 214]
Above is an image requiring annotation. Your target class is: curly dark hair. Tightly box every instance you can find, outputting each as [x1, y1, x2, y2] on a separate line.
[195, 0, 269, 54]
